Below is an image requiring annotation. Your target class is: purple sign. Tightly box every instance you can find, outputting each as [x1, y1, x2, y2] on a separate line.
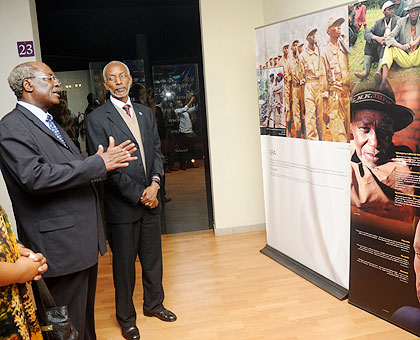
[17, 41, 35, 57]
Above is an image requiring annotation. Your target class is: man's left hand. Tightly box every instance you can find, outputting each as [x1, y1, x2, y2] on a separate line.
[141, 182, 160, 208]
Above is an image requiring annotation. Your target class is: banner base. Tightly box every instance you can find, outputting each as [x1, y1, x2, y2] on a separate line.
[260, 244, 348, 300]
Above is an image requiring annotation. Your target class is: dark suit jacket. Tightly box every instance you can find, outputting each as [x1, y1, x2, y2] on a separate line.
[86, 100, 163, 224]
[364, 15, 399, 59]
[0, 104, 107, 278]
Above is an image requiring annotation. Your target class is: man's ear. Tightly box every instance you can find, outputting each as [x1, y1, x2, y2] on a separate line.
[103, 82, 109, 91]
[22, 78, 34, 93]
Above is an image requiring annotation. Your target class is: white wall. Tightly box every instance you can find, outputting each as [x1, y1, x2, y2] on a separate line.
[199, 0, 349, 235]
[199, 0, 266, 235]
[262, 0, 349, 25]
[0, 0, 41, 229]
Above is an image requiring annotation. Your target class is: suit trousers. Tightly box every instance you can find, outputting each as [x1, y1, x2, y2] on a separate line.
[44, 264, 98, 340]
[108, 213, 164, 328]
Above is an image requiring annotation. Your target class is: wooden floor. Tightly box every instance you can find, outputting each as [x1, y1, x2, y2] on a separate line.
[95, 230, 417, 339]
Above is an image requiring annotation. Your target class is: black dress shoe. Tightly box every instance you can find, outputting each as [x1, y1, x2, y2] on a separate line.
[122, 326, 140, 340]
[144, 308, 177, 322]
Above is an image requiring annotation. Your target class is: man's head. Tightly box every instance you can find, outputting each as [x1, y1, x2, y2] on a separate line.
[298, 42, 304, 54]
[176, 99, 184, 108]
[291, 40, 299, 56]
[276, 72, 284, 82]
[409, 7, 420, 24]
[269, 73, 275, 83]
[327, 17, 344, 39]
[382, 1, 395, 18]
[306, 28, 317, 46]
[103, 61, 132, 102]
[282, 44, 289, 58]
[350, 80, 414, 169]
[8, 62, 61, 112]
[406, 0, 420, 23]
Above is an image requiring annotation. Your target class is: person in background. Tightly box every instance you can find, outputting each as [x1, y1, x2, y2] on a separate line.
[376, 0, 420, 88]
[146, 87, 171, 203]
[321, 17, 350, 143]
[0, 205, 47, 340]
[395, 0, 408, 17]
[355, 0, 367, 32]
[50, 98, 80, 150]
[299, 27, 326, 140]
[175, 95, 198, 169]
[355, 1, 399, 81]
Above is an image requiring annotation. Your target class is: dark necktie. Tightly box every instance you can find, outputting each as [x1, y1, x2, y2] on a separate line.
[122, 104, 131, 117]
[46, 114, 68, 147]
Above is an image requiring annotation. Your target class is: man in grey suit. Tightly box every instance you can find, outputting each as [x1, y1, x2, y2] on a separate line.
[377, 0, 420, 87]
[86, 61, 176, 340]
[0, 61, 137, 340]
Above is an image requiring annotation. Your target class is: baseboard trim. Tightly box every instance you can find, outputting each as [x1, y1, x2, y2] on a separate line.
[260, 244, 348, 300]
[214, 224, 266, 236]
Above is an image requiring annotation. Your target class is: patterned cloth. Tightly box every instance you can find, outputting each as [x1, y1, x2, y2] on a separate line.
[46, 114, 68, 147]
[0, 206, 43, 340]
[122, 104, 131, 117]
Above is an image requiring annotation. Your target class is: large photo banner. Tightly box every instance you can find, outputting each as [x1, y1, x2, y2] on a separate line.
[255, 4, 351, 293]
[348, 0, 420, 335]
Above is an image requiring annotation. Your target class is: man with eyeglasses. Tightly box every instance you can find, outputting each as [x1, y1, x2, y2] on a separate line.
[0, 61, 137, 340]
[86, 61, 176, 340]
[376, 0, 420, 88]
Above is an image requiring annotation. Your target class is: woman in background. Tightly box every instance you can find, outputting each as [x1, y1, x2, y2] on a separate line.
[0, 205, 47, 339]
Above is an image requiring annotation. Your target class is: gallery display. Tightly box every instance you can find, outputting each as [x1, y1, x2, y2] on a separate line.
[256, 2, 420, 336]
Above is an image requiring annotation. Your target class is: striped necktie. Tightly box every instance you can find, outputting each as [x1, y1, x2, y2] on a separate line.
[46, 114, 68, 147]
[122, 104, 131, 117]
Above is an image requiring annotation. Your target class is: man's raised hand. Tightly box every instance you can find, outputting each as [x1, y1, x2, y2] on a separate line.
[97, 136, 138, 171]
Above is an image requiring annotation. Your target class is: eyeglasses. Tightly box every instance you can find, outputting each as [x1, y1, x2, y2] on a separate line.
[27, 75, 60, 83]
[106, 73, 129, 82]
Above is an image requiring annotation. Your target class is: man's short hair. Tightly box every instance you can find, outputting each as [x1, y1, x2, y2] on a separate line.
[102, 61, 131, 82]
[8, 63, 37, 99]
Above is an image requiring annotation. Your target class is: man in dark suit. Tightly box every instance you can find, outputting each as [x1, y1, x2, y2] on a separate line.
[0, 61, 137, 340]
[86, 61, 176, 340]
[355, 1, 399, 80]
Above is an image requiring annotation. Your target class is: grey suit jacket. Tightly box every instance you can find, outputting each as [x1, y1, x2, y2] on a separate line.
[86, 100, 163, 224]
[0, 104, 107, 277]
[387, 15, 420, 47]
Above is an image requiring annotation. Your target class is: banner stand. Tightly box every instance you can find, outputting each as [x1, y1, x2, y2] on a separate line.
[348, 301, 419, 338]
[260, 245, 348, 300]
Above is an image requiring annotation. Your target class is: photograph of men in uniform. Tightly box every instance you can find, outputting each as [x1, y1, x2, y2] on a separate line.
[299, 27, 325, 140]
[321, 17, 351, 143]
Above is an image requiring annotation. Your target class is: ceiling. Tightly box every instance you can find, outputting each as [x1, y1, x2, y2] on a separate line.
[35, 0, 202, 71]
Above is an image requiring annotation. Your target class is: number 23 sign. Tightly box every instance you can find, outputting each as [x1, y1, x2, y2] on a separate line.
[17, 41, 35, 57]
